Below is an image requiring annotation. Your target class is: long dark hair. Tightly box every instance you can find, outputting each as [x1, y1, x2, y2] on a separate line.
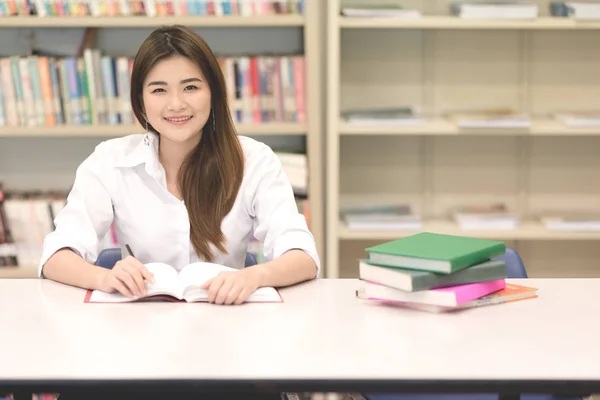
[130, 25, 244, 262]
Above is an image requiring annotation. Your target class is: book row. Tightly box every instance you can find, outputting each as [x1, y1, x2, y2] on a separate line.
[342, 108, 600, 130]
[341, 1, 600, 20]
[0, 51, 306, 128]
[0, 0, 304, 17]
[341, 202, 600, 233]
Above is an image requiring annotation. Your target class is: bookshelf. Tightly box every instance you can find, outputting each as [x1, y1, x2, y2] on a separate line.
[0, 15, 305, 27]
[0, 1, 324, 279]
[326, 0, 600, 279]
[0, 122, 307, 137]
[338, 15, 600, 29]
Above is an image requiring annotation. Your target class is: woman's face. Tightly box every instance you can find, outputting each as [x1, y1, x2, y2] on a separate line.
[142, 55, 212, 145]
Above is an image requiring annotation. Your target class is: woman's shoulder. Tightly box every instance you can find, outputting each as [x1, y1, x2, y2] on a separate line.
[237, 135, 279, 166]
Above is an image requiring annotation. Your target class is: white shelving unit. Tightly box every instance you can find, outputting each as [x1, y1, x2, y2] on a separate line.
[0, 15, 305, 27]
[0, 122, 307, 137]
[0, 6, 323, 278]
[326, 0, 600, 279]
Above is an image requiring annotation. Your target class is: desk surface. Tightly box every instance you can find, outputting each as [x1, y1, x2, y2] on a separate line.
[1, 278, 600, 393]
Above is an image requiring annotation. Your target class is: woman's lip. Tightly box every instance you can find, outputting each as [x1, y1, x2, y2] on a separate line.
[164, 116, 193, 125]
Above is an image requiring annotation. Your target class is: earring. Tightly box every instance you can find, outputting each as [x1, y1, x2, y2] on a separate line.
[212, 109, 216, 133]
[143, 116, 150, 146]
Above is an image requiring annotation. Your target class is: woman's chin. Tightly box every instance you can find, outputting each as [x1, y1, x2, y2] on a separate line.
[157, 123, 203, 143]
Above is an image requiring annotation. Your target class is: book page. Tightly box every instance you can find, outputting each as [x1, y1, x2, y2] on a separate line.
[179, 262, 233, 301]
[179, 261, 235, 287]
[179, 262, 282, 303]
[144, 262, 182, 298]
[87, 262, 181, 303]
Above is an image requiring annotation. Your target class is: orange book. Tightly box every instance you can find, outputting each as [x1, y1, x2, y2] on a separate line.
[37, 57, 56, 126]
[357, 282, 538, 313]
[292, 56, 305, 124]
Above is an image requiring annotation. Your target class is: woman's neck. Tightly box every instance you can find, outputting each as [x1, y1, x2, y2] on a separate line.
[158, 136, 199, 181]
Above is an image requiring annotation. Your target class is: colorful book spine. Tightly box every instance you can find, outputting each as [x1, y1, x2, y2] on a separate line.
[0, 52, 304, 127]
[0, 0, 304, 16]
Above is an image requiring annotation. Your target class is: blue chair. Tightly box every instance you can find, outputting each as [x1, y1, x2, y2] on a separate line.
[492, 246, 527, 279]
[363, 246, 581, 400]
[95, 248, 258, 269]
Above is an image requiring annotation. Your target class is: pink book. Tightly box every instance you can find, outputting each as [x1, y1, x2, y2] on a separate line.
[362, 279, 506, 307]
[292, 56, 306, 124]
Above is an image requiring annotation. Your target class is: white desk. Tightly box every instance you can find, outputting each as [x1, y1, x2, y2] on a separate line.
[1, 278, 599, 397]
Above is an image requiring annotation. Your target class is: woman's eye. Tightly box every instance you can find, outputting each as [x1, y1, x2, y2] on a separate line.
[152, 88, 165, 93]
[184, 85, 198, 91]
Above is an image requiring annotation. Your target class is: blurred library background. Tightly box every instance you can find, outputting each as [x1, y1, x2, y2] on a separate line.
[1, 0, 600, 289]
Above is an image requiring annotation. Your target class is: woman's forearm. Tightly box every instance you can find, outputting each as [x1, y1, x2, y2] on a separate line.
[248, 249, 318, 288]
[42, 248, 109, 290]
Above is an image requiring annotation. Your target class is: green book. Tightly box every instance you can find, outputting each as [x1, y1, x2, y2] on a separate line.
[365, 232, 506, 274]
[359, 259, 507, 292]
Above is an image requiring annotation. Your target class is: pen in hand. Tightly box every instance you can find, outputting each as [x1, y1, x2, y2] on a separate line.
[125, 244, 135, 258]
[125, 244, 154, 287]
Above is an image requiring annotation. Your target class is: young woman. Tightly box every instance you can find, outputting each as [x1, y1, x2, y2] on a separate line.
[39, 25, 320, 306]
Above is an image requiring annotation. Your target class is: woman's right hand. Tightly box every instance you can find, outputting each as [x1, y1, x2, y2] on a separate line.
[98, 256, 155, 297]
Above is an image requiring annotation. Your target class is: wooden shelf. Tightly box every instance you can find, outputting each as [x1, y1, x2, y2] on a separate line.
[339, 16, 600, 30]
[0, 15, 305, 28]
[0, 2, 326, 278]
[0, 266, 37, 279]
[338, 220, 600, 241]
[0, 123, 307, 137]
[339, 119, 600, 136]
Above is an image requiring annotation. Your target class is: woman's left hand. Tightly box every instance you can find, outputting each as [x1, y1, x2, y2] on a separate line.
[199, 268, 262, 305]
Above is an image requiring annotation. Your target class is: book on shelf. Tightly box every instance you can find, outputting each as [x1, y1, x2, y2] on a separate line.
[356, 282, 538, 313]
[0, 51, 306, 128]
[550, 1, 600, 20]
[0, 184, 19, 267]
[0, 49, 307, 127]
[445, 109, 531, 129]
[341, 203, 421, 231]
[364, 232, 506, 274]
[539, 211, 600, 231]
[340, 2, 421, 18]
[86, 261, 282, 303]
[450, 1, 539, 20]
[275, 151, 308, 197]
[554, 111, 600, 127]
[452, 202, 520, 231]
[341, 107, 423, 126]
[0, 0, 305, 17]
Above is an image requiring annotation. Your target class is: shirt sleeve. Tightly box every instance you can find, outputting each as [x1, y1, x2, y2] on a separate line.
[248, 144, 320, 278]
[38, 149, 114, 278]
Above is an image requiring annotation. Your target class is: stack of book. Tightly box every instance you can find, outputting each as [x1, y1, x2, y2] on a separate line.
[357, 232, 537, 313]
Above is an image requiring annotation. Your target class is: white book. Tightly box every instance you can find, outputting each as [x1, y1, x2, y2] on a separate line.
[345, 213, 422, 231]
[341, 8, 421, 18]
[555, 112, 600, 127]
[566, 2, 600, 20]
[454, 212, 520, 231]
[454, 2, 538, 20]
[86, 262, 282, 303]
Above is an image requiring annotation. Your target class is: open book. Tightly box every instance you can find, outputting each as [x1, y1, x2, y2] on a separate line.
[85, 261, 282, 303]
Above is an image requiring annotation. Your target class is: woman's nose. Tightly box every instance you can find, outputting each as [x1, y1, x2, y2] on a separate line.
[168, 92, 186, 111]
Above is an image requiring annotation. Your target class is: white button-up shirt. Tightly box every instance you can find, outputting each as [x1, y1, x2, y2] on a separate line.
[38, 133, 320, 278]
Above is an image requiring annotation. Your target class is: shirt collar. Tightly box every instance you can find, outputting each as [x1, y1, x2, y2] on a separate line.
[115, 133, 161, 177]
